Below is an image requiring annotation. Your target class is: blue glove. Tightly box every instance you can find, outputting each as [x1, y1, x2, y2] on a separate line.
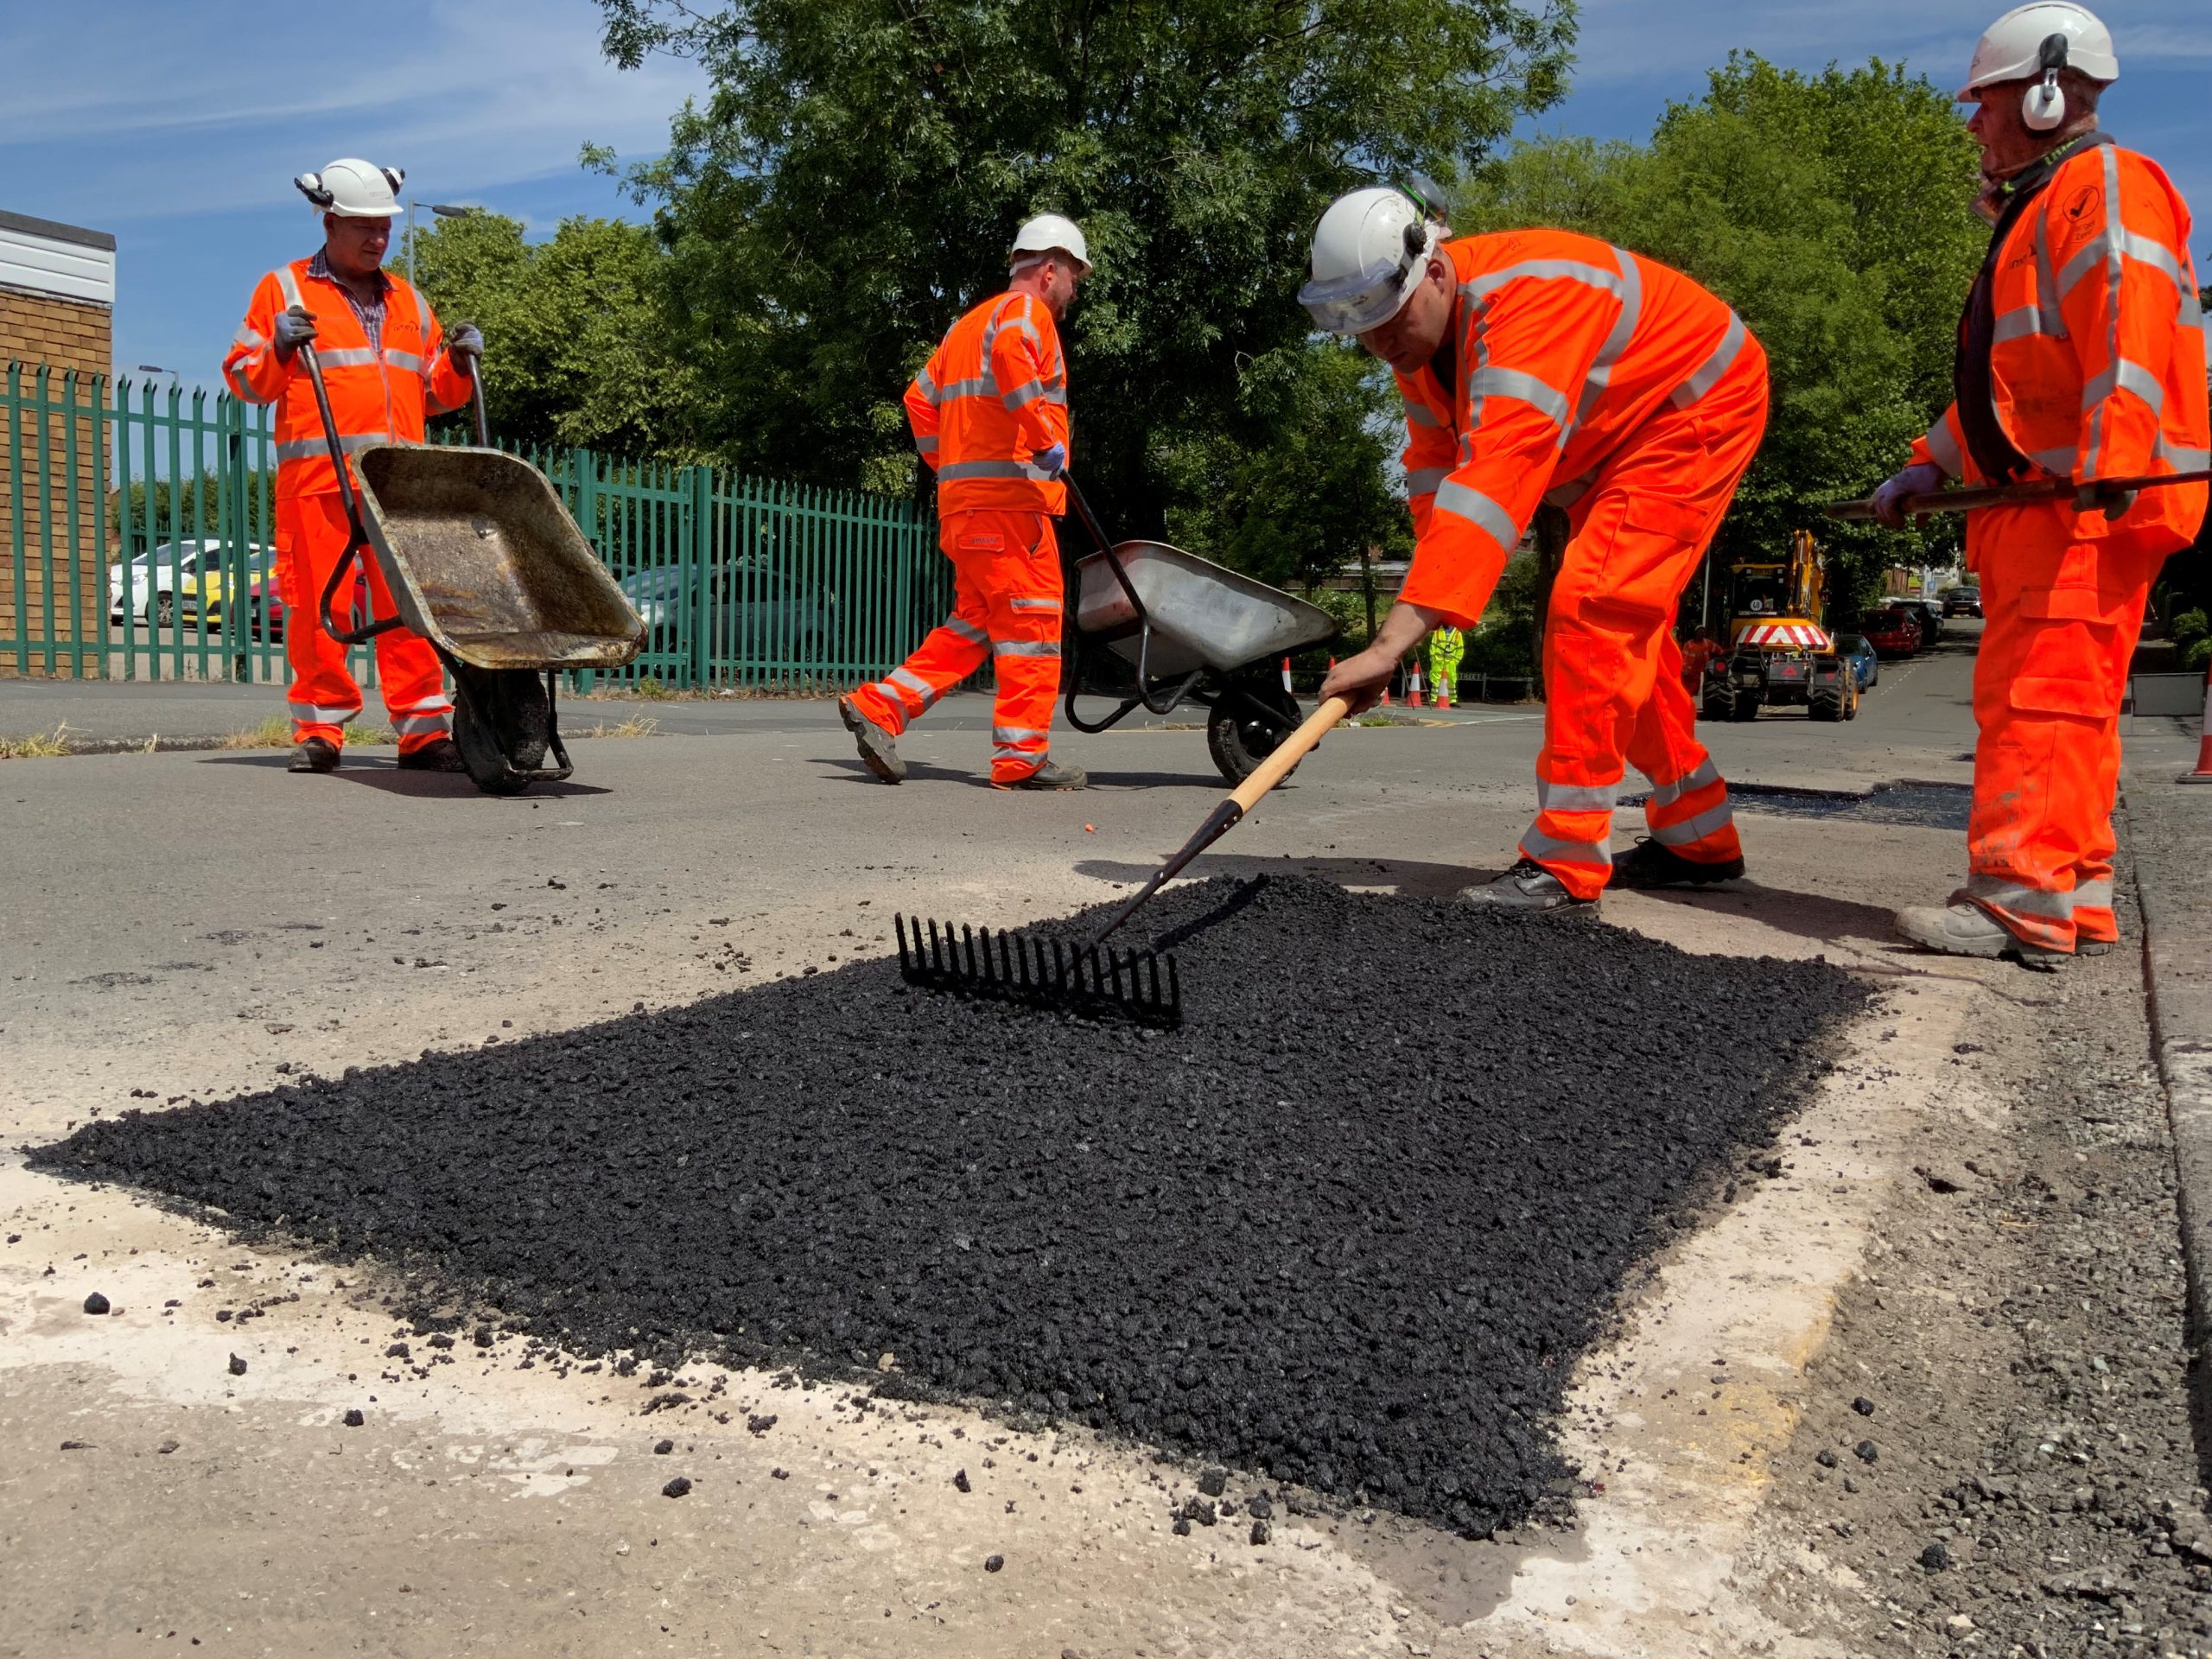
[446, 322, 485, 374]
[272, 306, 317, 357]
[1033, 442, 1067, 480]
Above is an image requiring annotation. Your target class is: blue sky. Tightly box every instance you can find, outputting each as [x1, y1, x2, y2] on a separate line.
[3, 0, 2205, 394]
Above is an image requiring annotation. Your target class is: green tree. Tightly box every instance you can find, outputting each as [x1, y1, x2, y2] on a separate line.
[408, 212, 697, 457]
[1459, 54, 1986, 612]
[592, 0, 1576, 568]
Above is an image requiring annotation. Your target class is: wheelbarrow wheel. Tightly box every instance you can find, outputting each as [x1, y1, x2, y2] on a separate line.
[451, 665, 553, 796]
[1206, 675, 1304, 786]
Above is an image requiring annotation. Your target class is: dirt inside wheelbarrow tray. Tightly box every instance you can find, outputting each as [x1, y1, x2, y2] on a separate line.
[31, 875, 1866, 1540]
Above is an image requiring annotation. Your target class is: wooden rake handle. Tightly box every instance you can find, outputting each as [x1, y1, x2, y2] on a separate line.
[1228, 695, 1352, 813]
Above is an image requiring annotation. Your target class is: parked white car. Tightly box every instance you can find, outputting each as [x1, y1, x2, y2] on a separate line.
[110, 541, 229, 627]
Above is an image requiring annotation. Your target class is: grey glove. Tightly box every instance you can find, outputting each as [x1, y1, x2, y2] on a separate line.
[446, 321, 484, 373]
[1033, 441, 1067, 480]
[272, 306, 317, 357]
[2075, 480, 2139, 520]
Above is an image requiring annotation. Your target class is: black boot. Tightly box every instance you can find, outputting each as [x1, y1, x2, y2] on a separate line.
[1611, 836, 1745, 888]
[288, 737, 340, 773]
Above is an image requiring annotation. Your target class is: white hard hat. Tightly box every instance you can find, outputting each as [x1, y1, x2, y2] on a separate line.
[294, 158, 406, 219]
[1297, 186, 1446, 337]
[1010, 213, 1090, 276]
[1957, 3, 2118, 99]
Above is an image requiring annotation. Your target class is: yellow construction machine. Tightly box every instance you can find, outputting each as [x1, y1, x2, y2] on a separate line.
[1701, 530, 1859, 722]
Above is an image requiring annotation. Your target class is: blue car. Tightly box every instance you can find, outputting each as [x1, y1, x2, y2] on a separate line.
[1832, 632, 1879, 691]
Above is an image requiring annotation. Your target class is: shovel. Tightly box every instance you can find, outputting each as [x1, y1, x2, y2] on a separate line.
[896, 695, 1353, 1027]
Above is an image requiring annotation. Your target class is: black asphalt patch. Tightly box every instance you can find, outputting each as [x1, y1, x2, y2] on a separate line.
[30, 874, 1867, 1537]
[1622, 780, 1974, 832]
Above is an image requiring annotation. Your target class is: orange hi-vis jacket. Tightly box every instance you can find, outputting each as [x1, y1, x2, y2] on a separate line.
[1389, 227, 1751, 628]
[904, 290, 1070, 517]
[1910, 138, 2209, 557]
[1396, 232, 1758, 627]
[222, 257, 474, 502]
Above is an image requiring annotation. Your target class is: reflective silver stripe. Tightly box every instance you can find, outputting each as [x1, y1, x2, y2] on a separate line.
[913, 367, 939, 405]
[2030, 211, 2067, 339]
[994, 639, 1060, 658]
[1650, 799, 1735, 849]
[1009, 596, 1059, 613]
[1402, 397, 1446, 429]
[1535, 777, 1619, 814]
[224, 356, 262, 399]
[315, 346, 379, 369]
[1991, 304, 2050, 345]
[887, 665, 940, 708]
[993, 747, 1039, 765]
[992, 726, 1048, 745]
[1002, 379, 1053, 410]
[1924, 412, 1964, 479]
[1966, 872, 2072, 919]
[2074, 878, 2114, 912]
[1433, 479, 1519, 547]
[275, 431, 391, 462]
[982, 299, 1041, 358]
[274, 264, 306, 309]
[937, 459, 1054, 483]
[2154, 436, 2211, 470]
[938, 377, 994, 401]
[1519, 824, 1611, 868]
[941, 616, 988, 645]
[1467, 366, 1571, 429]
[2081, 144, 2126, 477]
[1645, 755, 1720, 809]
[2028, 444, 2077, 476]
[397, 695, 451, 715]
[1461, 259, 1624, 303]
[1405, 466, 1450, 497]
[1566, 245, 1643, 448]
[2082, 358, 2166, 416]
[233, 327, 266, 349]
[1670, 311, 1747, 409]
[289, 701, 360, 723]
[393, 713, 450, 735]
[915, 435, 940, 454]
[2056, 226, 2192, 303]
[384, 348, 425, 374]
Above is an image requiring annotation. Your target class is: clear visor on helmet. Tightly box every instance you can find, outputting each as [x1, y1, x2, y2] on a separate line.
[1298, 251, 1422, 336]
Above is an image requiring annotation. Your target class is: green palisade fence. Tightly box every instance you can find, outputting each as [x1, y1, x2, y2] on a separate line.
[2, 361, 950, 692]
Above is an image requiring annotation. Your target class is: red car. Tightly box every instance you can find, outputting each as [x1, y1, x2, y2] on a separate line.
[1857, 607, 1923, 658]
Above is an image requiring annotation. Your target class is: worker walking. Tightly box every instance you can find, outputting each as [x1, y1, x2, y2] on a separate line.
[222, 160, 480, 774]
[1306, 188, 1770, 909]
[838, 216, 1090, 790]
[1681, 625, 1724, 693]
[1872, 4, 2208, 967]
[1427, 624, 1465, 709]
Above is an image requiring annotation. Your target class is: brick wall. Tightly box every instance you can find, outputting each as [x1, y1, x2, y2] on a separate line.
[2, 286, 112, 678]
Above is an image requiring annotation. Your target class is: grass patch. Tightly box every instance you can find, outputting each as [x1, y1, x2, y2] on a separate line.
[219, 716, 294, 750]
[575, 714, 662, 739]
[0, 723, 73, 759]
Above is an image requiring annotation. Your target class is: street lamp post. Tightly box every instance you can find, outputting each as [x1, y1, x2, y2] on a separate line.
[404, 201, 484, 287]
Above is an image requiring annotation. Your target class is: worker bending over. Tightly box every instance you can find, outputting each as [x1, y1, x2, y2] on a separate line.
[839, 216, 1090, 791]
[1308, 188, 1770, 909]
[222, 159, 482, 774]
[1873, 3, 2207, 967]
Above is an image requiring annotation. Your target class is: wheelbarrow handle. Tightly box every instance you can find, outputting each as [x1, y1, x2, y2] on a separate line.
[296, 341, 405, 646]
[466, 353, 491, 448]
[1062, 469, 1149, 626]
[1824, 467, 2210, 521]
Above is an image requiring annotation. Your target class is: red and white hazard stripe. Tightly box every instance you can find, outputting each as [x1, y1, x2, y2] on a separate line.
[1737, 622, 1832, 649]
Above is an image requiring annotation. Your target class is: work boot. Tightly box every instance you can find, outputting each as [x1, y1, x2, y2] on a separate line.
[1458, 857, 1595, 913]
[837, 696, 905, 785]
[1894, 899, 2068, 972]
[288, 737, 340, 773]
[397, 737, 467, 772]
[1611, 836, 1745, 889]
[995, 757, 1087, 791]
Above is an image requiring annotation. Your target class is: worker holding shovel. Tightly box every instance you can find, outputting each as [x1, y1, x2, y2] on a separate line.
[1305, 186, 1770, 911]
[1866, 4, 2208, 968]
[837, 215, 1091, 791]
[222, 159, 481, 775]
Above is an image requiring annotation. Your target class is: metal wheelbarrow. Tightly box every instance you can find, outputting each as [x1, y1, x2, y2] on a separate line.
[1060, 480, 1338, 785]
[298, 342, 644, 795]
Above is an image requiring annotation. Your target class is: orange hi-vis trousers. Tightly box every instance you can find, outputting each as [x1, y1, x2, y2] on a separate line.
[1520, 351, 1770, 899]
[278, 492, 453, 754]
[848, 510, 1063, 784]
[1963, 506, 2165, 952]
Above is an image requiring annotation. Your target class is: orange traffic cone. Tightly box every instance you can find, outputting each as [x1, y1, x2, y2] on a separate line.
[1408, 664, 1424, 709]
[2181, 666, 2212, 785]
[1281, 656, 1294, 694]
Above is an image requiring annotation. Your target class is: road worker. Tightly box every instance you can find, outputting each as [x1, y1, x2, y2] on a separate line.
[1872, 4, 2208, 967]
[222, 160, 481, 774]
[1427, 624, 1465, 709]
[1681, 625, 1724, 693]
[838, 215, 1089, 790]
[1308, 188, 1770, 909]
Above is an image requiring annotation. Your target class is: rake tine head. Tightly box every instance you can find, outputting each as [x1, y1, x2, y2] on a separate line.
[927, 918, 943, 973]
[977, 925, 995, 985]
[961, 924, 976, 980]
[997, 929, 1014, 987]
[895, 912, 912, 975]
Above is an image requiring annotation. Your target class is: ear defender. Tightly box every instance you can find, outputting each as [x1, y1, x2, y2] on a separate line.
[2022, 31, 2070, 132]
[381, 166, 405, 194]
[294, 172, 334, 208]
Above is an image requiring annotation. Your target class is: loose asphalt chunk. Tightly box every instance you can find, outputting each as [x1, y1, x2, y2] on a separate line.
[30, 874, 1866, 1537]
